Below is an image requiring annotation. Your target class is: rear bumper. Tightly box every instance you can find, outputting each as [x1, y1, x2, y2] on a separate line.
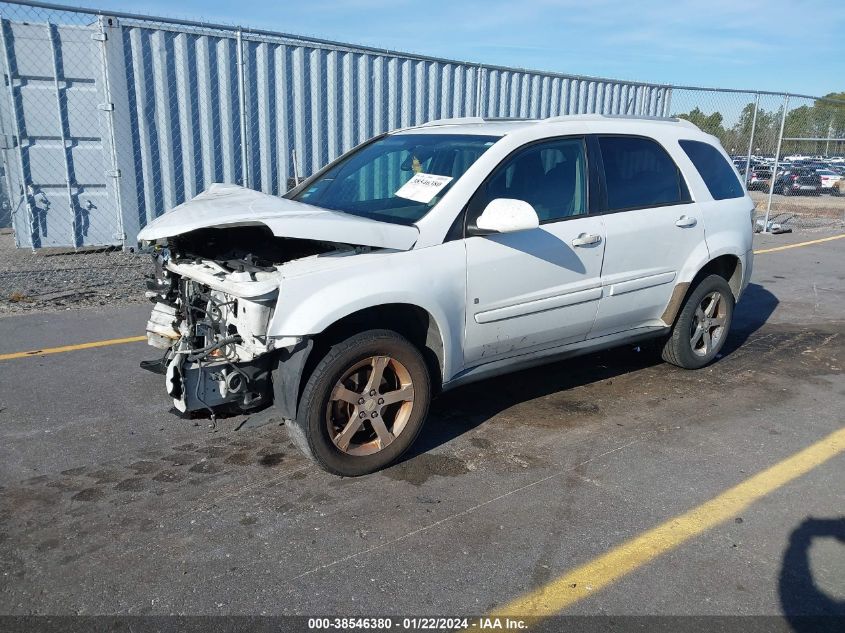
[739, 249, 753, 300]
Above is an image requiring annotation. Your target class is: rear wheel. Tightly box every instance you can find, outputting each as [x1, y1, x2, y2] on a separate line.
[662, 275, 734, 369]
[287, 329, 431, 476]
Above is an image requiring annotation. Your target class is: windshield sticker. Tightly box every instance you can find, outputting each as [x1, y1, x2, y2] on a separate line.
[395, 173, 453, 204]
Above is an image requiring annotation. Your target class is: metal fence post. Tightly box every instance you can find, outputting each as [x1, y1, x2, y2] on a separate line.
[743, 93, 760, 186]
[825, 116, 834, 157]
[764, 94, 789, 233]
[236, 28, 249, 188]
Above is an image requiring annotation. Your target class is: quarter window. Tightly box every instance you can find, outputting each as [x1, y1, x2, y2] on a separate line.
[598, 136, 690, 211]
[679, 139, 745, 200]
[471, 137, 588, 225]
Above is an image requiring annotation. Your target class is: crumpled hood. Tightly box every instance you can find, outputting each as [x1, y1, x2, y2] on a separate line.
[137, 183, 419, 250]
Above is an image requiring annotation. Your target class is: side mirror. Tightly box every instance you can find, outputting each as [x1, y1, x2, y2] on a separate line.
[475, 198, 540, 234]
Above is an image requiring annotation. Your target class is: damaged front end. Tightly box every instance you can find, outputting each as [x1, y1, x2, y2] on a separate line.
[142, 226, 328, 415]
[136, 183, 419, 418]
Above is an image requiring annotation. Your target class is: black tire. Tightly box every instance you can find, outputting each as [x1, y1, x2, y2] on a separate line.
[782, 183, 792, 196]
[662, 275, 734, 370]
[287, 329, 431, 476]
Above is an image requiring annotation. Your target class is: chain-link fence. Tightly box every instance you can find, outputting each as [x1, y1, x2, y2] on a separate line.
[670, 88, 845, 233]
[1, 0, 844, 314]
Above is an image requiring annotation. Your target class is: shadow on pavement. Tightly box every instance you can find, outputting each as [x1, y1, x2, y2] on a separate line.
[779, 517, 845, 633]
[723, 282, 780, 353]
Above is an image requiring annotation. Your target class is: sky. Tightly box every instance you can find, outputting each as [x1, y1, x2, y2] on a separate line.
[79, 0, 845, 97]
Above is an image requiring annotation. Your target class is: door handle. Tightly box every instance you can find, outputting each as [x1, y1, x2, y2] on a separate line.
[571, 232, 602, 247]
[675, 215, 697, 228]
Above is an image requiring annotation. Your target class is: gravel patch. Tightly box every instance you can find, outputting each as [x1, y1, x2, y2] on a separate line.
[0, 229, 149, 317]
[749, 191, 845, 229]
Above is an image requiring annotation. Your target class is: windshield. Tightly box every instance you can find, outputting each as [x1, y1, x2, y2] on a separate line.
[292, 133, 499, 224]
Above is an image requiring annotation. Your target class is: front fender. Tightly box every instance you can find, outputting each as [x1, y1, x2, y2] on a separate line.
[268, 242, 466, 381]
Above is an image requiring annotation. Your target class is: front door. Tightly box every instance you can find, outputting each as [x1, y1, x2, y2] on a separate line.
[463, 137, 605, 366]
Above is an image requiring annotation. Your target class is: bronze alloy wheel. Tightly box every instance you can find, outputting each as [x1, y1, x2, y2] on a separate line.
[326, 355, 415, 456]
[662, 274, 734, 370]
[689, 290, 727, 357]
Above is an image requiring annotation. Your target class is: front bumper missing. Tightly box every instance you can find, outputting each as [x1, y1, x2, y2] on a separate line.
[165, 354, 272, 413]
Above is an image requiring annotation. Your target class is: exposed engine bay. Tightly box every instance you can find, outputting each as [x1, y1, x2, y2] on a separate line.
[143, 225, 341, 415]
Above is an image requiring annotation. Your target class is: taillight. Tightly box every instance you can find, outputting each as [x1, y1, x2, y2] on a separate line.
[791, 175, 798, 181]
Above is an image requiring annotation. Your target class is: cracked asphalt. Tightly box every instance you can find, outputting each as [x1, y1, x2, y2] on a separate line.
[0, 229, 843, 621]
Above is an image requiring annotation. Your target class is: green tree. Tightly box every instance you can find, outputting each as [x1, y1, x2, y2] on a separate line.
[675, 107, 726, 138]
[673, 92, 845, 158]
[805, 93, 845, 155]
[729, 102, 778, 155]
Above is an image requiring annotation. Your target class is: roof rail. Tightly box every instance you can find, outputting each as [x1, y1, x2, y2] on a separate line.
[543, 113, 683, 124]
[406, 113, 701, 132]
[417, 116, 486, 127]
[602, 113, 680, 122]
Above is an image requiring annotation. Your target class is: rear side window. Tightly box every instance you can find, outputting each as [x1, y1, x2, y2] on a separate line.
[598, 136, 691, 211]
[679, 140, 744, 200]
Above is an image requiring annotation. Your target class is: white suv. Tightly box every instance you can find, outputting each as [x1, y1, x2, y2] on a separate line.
[139, 114, 754, 475]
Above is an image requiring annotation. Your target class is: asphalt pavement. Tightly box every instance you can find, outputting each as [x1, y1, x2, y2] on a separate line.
[0, 229, 843, 623]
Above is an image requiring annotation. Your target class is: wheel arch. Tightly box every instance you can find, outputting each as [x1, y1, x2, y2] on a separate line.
[311, 303, 446, 394]
[661, 254, 742, 326]
[273, 302, 449, 422]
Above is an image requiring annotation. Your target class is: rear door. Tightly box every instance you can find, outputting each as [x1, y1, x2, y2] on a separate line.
[589, 135, 705, 338]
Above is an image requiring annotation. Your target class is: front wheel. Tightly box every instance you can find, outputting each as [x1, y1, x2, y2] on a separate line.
[287, 329, 431, 476]
[662, 275, 735, 369]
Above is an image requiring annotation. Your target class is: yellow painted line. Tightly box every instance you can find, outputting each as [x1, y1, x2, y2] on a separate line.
[491, 426, 845, 619]
[0, 335, 147, 361]
[754, 232, 845, 254]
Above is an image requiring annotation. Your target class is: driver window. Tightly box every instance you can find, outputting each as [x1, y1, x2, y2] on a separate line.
[471, 137, 588, 225]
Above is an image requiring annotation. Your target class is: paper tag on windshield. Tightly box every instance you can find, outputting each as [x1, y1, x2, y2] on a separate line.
[394, 173, 453, 204]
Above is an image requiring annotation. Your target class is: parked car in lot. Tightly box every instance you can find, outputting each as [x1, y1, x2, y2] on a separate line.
[747, 168, 772, 191]
[773, 168, 822, 196]
[138, 114, 754, 475]
[817, 169, 842, 192]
